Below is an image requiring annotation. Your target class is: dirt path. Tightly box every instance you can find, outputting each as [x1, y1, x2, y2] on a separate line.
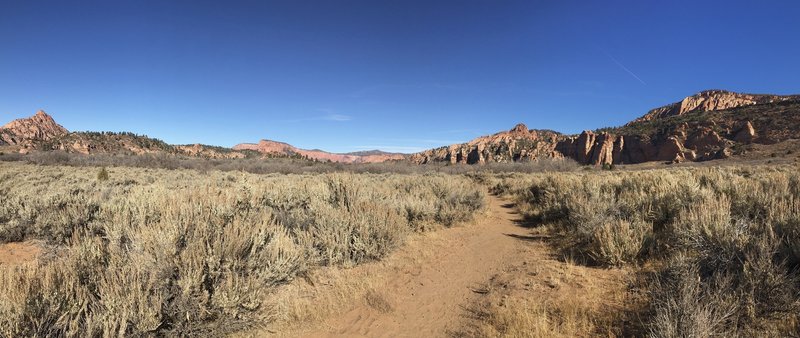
[292, 193, 532, 338]
[0, 240, 45, 266]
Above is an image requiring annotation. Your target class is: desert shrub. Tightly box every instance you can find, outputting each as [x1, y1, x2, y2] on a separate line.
[97, 166, 109, 181]
[495, 165, 800, 335]
[0, 162, 485, 336]
[648, 255, 739, 338]
[3, 150, 579, 175]
[589, 218, 650, 266]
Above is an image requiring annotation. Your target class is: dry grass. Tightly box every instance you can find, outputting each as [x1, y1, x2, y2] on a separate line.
[0, 150, 579, 175]
[0, 162, 485, 337]
[459, 243, 631, 338]
[490, 164, 800, 336]
[473, 297, 615, 338]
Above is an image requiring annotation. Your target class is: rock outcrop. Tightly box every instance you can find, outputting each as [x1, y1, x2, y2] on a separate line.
[410, 124, 562, 164]
[734, 121, 756, 143]
[411, 90, 800, 166]
[175, 144, 251, 159]
[554, 131, 617, 165]
[233, 139, 406, 163]
[0, 110, 68, 146]
[631, 90, 799, 124]
[0, 110, 406, 163]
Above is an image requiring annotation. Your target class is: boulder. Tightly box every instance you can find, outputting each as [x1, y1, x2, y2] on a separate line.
[734, 121, 756, 143]
[715, 147, 732, 159]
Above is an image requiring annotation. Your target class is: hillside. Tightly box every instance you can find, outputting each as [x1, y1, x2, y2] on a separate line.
[412, 90, 800, 165]
[410, 124, 563, 164]
[0, 110, 68, 148]
[3, 90, 799, 166]
[630, 89, 800, 124]
[233, 139, 407, 163]
[0, 111, 407, 163]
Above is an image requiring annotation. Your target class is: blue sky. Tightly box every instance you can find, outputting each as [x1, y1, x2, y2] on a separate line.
[1, 0, 798, 153]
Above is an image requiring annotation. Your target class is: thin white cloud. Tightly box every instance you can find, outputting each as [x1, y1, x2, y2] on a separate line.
[284, 112, 352, 123]
[322, 113, 352, 121]
[604, 51, 647, 85]
[377, 137, 463, 144]
[429, 128, 482, 135]
[351, 145, 427, 153]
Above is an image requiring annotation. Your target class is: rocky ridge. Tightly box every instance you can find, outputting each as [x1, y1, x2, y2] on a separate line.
[0, 111, 400, 162]
[410, 124, 561, 164]
[0, 110, 68, 147]
[233, 139, 406, 163]
[411, 90, 800, 165]
[631, 90, 799, 124]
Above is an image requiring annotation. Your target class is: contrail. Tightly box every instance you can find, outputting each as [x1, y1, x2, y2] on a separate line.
[604, 52, 647, 85]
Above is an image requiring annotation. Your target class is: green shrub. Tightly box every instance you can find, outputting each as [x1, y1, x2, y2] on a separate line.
[97, 167, 109, 181]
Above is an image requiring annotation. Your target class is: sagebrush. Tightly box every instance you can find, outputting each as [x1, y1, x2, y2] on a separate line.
[0, 162, 485, 337]
[490, 165, 800, 336]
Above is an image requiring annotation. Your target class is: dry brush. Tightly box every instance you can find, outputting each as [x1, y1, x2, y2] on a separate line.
[489, 165, 800, 336]
[0, 162, 485, 337]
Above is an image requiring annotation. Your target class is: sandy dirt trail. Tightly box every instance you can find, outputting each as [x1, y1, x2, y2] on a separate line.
[0, 240, 45, 266]
[295, 193, 531, 338]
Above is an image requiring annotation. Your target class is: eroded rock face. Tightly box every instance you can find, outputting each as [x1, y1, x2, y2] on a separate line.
[734, 121, 757, 143]
[612, 136, 625, 164]
[575, 131, 596, 164]
[590, 133, 615, 165]
[411, 115, 768, 165]
[0, 110, 68, 146]
[631, 90, 798, 124]
[684, 127, 728, 160]
[410, 124, 562, 164]
[657, 137, 685, 162]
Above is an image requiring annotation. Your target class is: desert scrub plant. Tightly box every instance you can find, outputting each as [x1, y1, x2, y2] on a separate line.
[0, 161, 485, 336]
[648, 255, 739, 338]
[589, 218, 650, 266]
[97, 166, 109, 181]
[493, 165, 800, 335]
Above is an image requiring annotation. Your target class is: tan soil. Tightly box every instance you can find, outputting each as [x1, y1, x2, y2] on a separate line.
[0, 240, 45, 266]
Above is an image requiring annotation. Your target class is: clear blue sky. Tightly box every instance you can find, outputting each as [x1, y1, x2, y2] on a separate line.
[1, 1, 798, 153]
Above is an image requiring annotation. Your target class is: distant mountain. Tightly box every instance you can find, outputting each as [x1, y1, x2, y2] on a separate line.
[4, 90, 799, 165]
[0, 110, 406, 163]
[0, 111, 267, 159]
[233, 140, 407, 163]
[344, 150, 405, 157]
[412, 90, 800, 165]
